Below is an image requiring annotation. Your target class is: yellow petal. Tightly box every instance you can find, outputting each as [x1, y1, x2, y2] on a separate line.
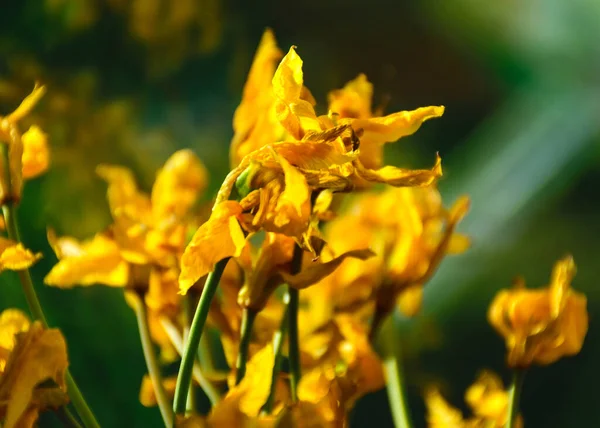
[5, 84, 46, 124]
[0, 309, 30, 371]
[44, 233, 128, 288]
[272, 47, 320, 139]
[21, 126, 49, 179]
[139, 375, 177, 407]
[328, 74, 373, 119]
[283, 248, 375, 290]
[549, 255, 576, 318]
[179, 201, 245, 294]
[345, 105, 444, 145]
[397, 284, 424, 317]
[151, 149, 208, 219]
[0, 322, 68, 428]
[0, 237, 41, 272]
[231, 29, 284, 167]
[354, 153, 442, 187]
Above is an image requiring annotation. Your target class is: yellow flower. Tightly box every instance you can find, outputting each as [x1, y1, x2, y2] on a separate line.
[487, 256, 588, 368]
[0, 237, 42, 272]
[0, 310, 69, 428]
[465, 371, 512, 427]
[425, 372, 523, 428]
[96, 148, 207, 266]
[0, 84, 47, 204]
[425, 387, 467, 428]
[309, 186, 469, 325]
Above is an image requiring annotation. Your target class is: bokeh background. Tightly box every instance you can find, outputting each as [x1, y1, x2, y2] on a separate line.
[1, 0, 599, 426]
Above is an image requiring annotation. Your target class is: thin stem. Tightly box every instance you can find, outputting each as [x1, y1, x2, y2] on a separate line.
[132, 293, 173, 427]
[235, 308, 257, 384]
[506, 368, 526, 428]
[160, 317, 222, 406]
[0, 145, 100, 428]
[173, 258, 229, 416]
[384, 357, 412, 428]
[287, 244, 303, 402]
[262, 304, 289, 414]
[182, 298, 195, 414]
[2, 204, 48, 325]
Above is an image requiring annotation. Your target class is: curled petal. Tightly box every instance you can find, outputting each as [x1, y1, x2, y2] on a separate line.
[179, 201, 246, 294]
[272, 47, 320, 139]
[5, 84, 46, 124]
[354, 153, 442, 187]
[282, 248, 375, 290]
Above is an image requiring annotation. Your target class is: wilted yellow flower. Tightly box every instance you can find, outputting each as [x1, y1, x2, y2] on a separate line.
[0, 237, 42, 272]
[488, 256, 588, 368]
[306, 186, 469, 330]
[0, 84, 47, 204]
[0, 310, 69, 428]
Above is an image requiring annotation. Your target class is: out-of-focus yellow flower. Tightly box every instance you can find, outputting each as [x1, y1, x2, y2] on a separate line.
[465, 371, 513, 427]
[0, 84, 47, 204]
[139, 374, 177, 407]
[44, 230, 129, 287]
[425, 387, 466, 428]
[425, 371, 523, 428]
[307, 186, 469, 327]
[328, 74, 373, 120]
[21, 126, 49, 179]
[488, 256, 588, 368]
[0, 237, 42, 272]
[0, 310, 69, 428]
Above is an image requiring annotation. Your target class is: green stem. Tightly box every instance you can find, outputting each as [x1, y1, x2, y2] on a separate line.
[287, 244, 303, 402]
[160, 317, 222, 406]
[262, 304, 289, 414]
[173, 258, 228, 416]
[235, 308, 257, 384]
[506, 369, 525, 428]
[56, 406, 84, 428]
[0, 145, 100, 428]
[132, 293, 173, 427]
[384, 357, 412, 428]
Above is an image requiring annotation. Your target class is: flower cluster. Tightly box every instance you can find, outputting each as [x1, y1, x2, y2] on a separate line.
[0, 29, 589, 428]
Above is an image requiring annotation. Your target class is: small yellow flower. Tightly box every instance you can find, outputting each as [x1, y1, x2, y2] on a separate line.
[0, 237, 42, 272]
[0, 84, 47, 204]
[425, 371, 523, 428]
[487, 256, 588, 368]
[0, 310, 69, 428]
[21, 126, 49, 179]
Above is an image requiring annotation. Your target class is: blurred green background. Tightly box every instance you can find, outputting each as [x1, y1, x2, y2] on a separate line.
[1, 0, 599, 426]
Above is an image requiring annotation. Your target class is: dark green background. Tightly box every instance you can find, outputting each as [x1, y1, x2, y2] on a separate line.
[1, 0, 599, 426]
